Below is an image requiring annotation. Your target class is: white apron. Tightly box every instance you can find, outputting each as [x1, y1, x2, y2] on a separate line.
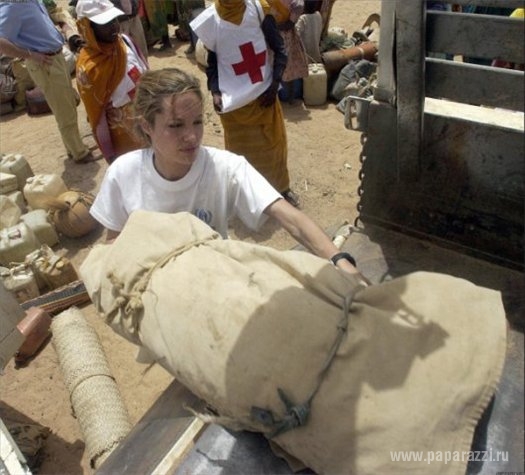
[190, 1, 273, 113]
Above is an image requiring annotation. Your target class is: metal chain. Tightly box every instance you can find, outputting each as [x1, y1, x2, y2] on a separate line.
[354, 132, 368, 227]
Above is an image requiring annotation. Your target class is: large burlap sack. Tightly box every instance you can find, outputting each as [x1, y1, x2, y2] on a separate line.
[80, 210, 506, 475]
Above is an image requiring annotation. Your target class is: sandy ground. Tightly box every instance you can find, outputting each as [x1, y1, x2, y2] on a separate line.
[0, 1, 380, 473]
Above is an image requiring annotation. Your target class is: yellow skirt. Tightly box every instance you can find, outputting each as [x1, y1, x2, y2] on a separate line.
[220, 98, 290, 193]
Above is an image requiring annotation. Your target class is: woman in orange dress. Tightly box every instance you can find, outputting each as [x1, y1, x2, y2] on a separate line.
[75, 0, 148, 163]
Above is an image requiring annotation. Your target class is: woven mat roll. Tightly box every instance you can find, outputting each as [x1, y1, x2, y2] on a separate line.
[51, 307, 132, 468]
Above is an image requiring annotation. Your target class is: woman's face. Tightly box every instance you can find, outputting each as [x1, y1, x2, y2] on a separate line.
[91, 18, 120, 43]
[143, 91, 204, 170]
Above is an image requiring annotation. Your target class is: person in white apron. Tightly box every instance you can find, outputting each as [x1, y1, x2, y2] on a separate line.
[191, 0, 300, 207]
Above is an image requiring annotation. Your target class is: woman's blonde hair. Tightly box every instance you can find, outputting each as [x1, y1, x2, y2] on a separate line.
[133, 68, 203, 145]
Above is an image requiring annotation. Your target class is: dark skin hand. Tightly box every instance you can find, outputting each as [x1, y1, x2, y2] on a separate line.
[212, 79, 280, 111]
[259, 80, 280, 108]
[212, 92, 222, 113]
[68, 34, 85, 53]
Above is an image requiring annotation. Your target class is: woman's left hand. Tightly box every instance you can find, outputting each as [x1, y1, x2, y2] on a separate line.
[212, 92, 223, 112]
[259, 81, 279, 107]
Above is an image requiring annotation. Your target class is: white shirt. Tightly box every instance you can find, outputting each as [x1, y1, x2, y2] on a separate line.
[90, 146, 282, 238]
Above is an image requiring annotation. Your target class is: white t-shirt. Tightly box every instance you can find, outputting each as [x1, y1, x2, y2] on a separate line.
[90, 146, 282, 238]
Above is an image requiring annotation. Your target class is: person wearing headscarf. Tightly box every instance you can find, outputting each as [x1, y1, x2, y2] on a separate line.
[190, 0, 300, 207]
[75, 0, 148, 163]
[268, 0, 308, 102]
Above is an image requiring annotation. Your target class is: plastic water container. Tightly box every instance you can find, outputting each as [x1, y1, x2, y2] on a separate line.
[23, 174, 68, 211]
[0, 153, 34, 191]
[20, 209, 59, 247]
[6, 190, 27, 214]
[303, 63, 327, 106]
[0, 195, 22, 230]
[0, 222, 41, 266]
[26, 245, 78, 291]
[0, 264, 40, 304]
[0, 172, 18, 195]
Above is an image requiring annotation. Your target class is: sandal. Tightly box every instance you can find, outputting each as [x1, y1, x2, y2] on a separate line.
[282, 189, 300, 208]
[73, 152, 102, 164]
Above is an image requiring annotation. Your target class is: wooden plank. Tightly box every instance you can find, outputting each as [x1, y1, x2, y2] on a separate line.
[422, 110, 525, 205]
[359, 188, 524, 270]
[395, 0, 425, 181]
[451, 0, 522, 8]
[427, 11, 524, 64]
[0, 284, 24, 370]
[374, 0, 396, 104]
[0, 283, 24, 325]
[0, 419, 29, 474]
[96, 380, 207, 475]
[425, 97, 524, 131]
[426, 59, 525, 111]
[154, 418, 206, 474]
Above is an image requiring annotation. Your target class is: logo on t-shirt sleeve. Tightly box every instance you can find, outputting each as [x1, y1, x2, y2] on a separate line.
[194, 208, 213, 228]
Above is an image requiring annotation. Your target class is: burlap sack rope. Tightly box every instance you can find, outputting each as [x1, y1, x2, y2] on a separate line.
[252, 290, 356, 438]
[105, 237, 219, 335]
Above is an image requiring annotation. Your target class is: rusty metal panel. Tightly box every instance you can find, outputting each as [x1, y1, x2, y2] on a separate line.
[452, 0, 522, 7]
[395, 0, 424, 182]
[374, 0, 396, 104]
[427, 10, 524, 64]
[357, 101, 524, 269]
[426, 59, 524, 111]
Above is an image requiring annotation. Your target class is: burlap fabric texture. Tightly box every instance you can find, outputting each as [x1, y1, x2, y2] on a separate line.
[80, 210, 507, 475]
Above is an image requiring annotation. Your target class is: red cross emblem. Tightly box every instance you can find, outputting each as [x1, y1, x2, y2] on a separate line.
[232, 42, 266, 84]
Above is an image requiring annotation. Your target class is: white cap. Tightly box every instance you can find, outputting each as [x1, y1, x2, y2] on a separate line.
[76, 0, 125, 25]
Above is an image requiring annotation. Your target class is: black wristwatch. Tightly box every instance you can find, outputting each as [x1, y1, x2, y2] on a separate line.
[330, 252, 356, 267]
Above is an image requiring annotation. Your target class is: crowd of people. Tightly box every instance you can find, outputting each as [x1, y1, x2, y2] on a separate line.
[0, 0, 368, 281]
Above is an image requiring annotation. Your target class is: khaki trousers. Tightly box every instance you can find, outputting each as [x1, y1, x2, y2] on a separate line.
[26, 53, 89, 161]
